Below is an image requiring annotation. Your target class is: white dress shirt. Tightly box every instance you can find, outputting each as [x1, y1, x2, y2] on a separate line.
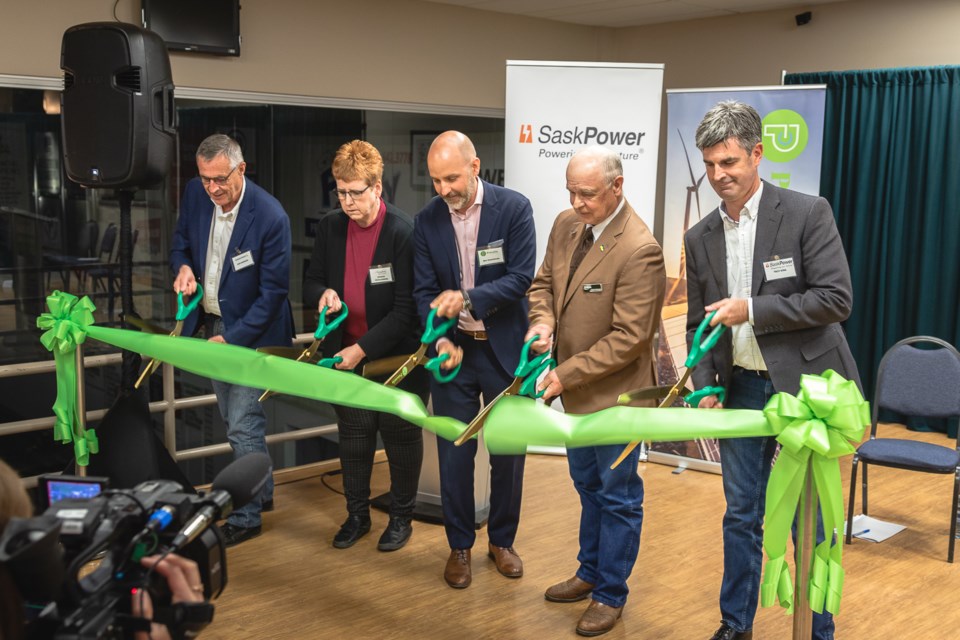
[203, 177, 246, 317]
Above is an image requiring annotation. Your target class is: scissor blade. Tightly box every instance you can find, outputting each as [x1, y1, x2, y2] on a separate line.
[257, 346, 308, 360]
[383, 352, 424, 387]
[125, 313, 169, 335]
[617, 384, 693, 404]
[133, 357, 163, 389]
[362, 354, 416, 379]
[454, 379, 523, 446]
[610, 372, 696, 468]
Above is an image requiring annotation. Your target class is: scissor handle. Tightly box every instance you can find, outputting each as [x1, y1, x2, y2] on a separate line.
[425, 353, 461, 383]
[514, 334, 553, 378]
[316, 302, 349, 339]
[422, 308, 457, 345]
[684, 385, 726, 407]
[175, 284, 204, 321]
[685, 310, 727, 368]
[318, 356, 343, 369]
[519, 357, 556, 398]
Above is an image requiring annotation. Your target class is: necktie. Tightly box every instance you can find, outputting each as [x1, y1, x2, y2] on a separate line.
[567, 226, 594, 285]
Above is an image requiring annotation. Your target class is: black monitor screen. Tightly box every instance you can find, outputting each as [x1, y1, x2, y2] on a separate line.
[142, 0, 240, 56]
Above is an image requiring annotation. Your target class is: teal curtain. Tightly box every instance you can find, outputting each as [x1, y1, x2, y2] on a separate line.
[785, 67, 960, 434]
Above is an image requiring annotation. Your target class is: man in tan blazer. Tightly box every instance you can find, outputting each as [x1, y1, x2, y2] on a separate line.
[526, 146, 665, 636]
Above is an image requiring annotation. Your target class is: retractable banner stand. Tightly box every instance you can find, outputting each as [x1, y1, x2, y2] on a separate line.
[657, 86, 827, 473]
[505, 60, 665, 267]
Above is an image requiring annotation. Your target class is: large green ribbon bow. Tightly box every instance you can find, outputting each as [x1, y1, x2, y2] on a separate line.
[36, 291, 100, 465]
[759, 370, 869, 616]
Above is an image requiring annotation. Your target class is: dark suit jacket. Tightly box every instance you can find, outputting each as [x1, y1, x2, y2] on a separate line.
[528, 201, 666, 413]
[412, 181, 536, 375]
[302, 202, 422, 364]
[170, 177, 293, 349]
[684, 181, 860, 396]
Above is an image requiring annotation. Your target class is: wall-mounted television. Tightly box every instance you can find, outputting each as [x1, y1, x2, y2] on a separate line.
[142, 0, 240, 57]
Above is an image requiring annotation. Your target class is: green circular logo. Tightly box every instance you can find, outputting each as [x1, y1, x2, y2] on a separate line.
[761, 109, 808, 163]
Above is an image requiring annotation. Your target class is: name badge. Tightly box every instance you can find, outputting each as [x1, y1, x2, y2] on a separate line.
[477, 240, 505, 267]
[232, 250, 255, 272]
[583, 283, 603, 294]
[763, 256, 796, 281]
[369, 263, 395, 285]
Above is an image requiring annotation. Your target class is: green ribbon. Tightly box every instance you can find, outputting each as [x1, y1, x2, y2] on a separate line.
[759, 370, 869, 616]
[39, 292, 868, 616]
[36, 291, 100, 465]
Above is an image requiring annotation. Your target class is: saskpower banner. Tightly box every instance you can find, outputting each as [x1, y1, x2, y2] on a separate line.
[504, 60, 664, 266]
[655, 85, 827, 471]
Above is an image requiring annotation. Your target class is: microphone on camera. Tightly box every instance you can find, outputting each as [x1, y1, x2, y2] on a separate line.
[169, 453, 272, 550]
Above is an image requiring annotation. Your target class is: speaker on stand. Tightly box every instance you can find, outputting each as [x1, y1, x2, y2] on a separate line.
[60, 23, 183, 488]
[60, 21, 176, 390]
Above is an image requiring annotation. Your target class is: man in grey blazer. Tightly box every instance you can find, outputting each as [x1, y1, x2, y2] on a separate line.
[684, 101, 860, 640]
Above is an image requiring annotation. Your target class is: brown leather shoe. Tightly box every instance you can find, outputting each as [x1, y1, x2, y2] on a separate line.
[545, 575, 595, 603]
[487, 544, 523, 578]
[444, 548, 472, 589]
[576, 600, 623, 636]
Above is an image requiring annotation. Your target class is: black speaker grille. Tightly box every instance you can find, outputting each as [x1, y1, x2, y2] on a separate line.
[63, 71, 74, 90]
[115, 67, 142, 93]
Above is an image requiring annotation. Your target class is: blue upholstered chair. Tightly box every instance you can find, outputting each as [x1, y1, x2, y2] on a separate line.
[845, 336, 960, 562]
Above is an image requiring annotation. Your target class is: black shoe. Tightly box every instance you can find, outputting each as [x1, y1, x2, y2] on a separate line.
[262, 498, 275, 513]
[332, 515, 371, 549]
[377, 517, 412, 552]
[220, 522, 262, 547]
[710, 622, 753, 640]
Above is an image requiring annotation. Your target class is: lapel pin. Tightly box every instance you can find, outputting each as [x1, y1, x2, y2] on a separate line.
[599, 244, 605, 252]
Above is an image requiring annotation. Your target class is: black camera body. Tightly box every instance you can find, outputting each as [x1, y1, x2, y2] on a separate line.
[2, 478, 225, 639]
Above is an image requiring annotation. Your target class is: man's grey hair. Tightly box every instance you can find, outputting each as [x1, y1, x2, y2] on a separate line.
[196, 134, 244, 168]
[574, 145, 623, 185]
[695, 101, 762, 152]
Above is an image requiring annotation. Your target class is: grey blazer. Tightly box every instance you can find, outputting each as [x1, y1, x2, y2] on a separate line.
[684, 181, 861, 396]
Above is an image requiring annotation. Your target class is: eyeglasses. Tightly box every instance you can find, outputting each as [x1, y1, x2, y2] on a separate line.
[199, 164, 239, 187]
[334, 185, 372, 201]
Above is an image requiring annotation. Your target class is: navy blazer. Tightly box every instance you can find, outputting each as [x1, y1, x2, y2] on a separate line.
[684, 181, 860, 396]
[302, 202, 421, 362]
[170, 177, 293, 349]
[412, 180, 536, 375]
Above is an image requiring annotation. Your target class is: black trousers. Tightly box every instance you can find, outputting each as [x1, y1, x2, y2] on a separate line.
[333, 393, 426, 519]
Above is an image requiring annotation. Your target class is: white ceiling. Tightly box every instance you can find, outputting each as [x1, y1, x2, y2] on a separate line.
[420, 0, 851, 27]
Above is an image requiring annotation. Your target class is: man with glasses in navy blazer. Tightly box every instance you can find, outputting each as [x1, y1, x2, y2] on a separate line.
[170, 133, 293, 547]
[413, 131, 536, 590]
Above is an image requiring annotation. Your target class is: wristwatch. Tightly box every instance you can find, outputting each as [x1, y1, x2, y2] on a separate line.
[461, 289, 473, 311]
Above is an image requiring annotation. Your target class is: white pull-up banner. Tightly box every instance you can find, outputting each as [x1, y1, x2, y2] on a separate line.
[504, 60, 664, 266]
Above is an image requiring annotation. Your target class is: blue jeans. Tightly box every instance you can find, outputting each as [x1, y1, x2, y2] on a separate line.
[719, 368, 834, 640]
[210, 320, 273, 529]
[567, 443, 644, 608]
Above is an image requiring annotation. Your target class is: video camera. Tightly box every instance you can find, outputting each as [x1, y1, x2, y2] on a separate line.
[0, 453, 272, 639]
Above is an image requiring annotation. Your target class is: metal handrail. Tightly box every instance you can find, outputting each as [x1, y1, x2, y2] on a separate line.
[2, 331, 333, 479]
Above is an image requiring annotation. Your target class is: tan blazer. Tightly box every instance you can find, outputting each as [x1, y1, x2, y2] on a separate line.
[528, 200, 666, 414]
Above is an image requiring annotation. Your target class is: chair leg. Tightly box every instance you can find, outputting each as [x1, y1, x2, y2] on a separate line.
[846, 455, 859, 545]
[949, 469, 959, 563]
[862, 461, 869, 515]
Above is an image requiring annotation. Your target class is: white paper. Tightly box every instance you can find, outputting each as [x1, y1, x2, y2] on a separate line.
[845, 514, 907, 543]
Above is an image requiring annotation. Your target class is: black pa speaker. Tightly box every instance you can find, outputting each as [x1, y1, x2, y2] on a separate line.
[60, 22, 176, 189]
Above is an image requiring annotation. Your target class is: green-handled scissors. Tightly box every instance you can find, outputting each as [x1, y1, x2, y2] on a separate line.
[610, 310, 727, 469]
[134, 285, 204, 389]
[454, 334, 555, 446]
[383, 308, 461, 387]
[259, 303, 349, 401]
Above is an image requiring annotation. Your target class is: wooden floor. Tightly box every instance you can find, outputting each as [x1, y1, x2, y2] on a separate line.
[204, 428, 960, 639]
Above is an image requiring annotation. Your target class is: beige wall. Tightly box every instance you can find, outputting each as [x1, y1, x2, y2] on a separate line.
[0, 0, 611, 111]
[614, 0, 960, 89]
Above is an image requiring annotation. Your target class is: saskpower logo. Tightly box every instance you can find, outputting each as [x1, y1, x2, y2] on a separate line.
[762, 109, 808, 163]
[519, 124, 533, 143]
[518, 123, 647, 160]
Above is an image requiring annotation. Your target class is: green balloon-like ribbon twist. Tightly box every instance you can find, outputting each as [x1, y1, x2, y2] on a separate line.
[759, 370, 869, 616]
[38, 291, 867, 615]
[36, 292, 100, 465]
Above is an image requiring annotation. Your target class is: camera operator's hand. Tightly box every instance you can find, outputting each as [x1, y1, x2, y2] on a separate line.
[132, 554, 205, 640]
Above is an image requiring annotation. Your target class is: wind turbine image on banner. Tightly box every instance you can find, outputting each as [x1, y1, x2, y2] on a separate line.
[666, 130, 706, 304]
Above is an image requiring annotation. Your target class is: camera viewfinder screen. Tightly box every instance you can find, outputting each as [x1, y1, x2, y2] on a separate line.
[47, 480, 103, 504]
